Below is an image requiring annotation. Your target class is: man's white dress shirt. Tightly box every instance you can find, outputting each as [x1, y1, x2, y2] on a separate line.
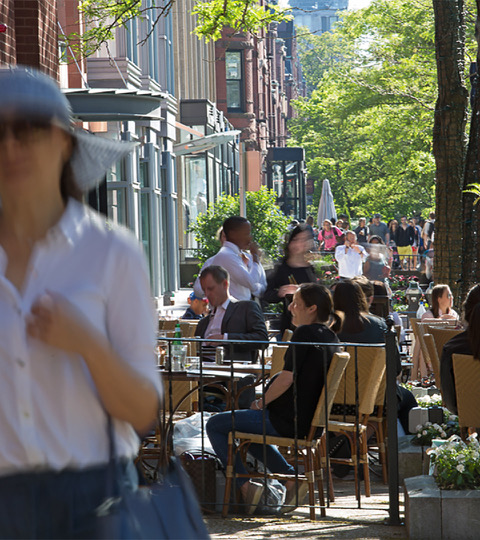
[204, 297, 231, 341]
[194, 241, 266, 301]
[335, 244, 368, 278]
[0, 199, 160, 476]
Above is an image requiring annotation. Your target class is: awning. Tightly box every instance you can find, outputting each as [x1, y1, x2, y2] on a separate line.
[172, 130, 241, 156]
[63, 88, 167, 122]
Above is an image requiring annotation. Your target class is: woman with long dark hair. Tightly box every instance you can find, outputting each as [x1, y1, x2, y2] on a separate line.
[333, 280, 387, 342]
[422, 284, 459, 321]
[207, 283, 341, 514]
[440, 284, 480, 413]
[263, 224, 317, 337]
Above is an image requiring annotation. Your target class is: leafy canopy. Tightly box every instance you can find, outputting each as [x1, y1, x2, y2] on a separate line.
[66, 0, 292, 55]
[290, 0, 438, 220]
[188, 187, 290, 266]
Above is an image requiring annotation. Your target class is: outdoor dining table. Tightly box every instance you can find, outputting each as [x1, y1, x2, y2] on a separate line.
[160, 361, 271, 414]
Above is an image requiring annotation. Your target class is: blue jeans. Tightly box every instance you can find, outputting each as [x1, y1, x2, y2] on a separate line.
[0, 461, 137, 539]
[207, 409, 295, 487]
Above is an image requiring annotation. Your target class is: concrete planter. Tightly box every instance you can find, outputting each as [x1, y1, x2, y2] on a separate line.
[398, 436, 430, 484]
[404, 475, 480, 539]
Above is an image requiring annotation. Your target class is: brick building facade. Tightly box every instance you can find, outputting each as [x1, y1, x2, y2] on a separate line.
[0, 0, 58, 78]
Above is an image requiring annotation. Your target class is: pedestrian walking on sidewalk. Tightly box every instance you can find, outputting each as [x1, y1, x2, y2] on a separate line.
[0, 67, 160, 538]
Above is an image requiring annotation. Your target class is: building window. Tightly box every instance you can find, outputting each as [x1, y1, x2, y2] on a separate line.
[225, 51, 243, 111]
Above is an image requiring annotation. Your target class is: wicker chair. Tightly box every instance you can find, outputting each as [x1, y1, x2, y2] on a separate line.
[429, 326, 463, 362]
[452, 354, 480, 435]
[221, 352, 350, 520]
[327, 346, 386, 498]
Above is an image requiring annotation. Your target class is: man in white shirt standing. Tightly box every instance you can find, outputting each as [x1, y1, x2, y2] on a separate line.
[335, 231, 368, 279]
[194, 216, 267, 301]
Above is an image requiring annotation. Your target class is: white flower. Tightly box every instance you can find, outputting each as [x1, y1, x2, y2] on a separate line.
[425, 422, 432, 427]
[417, 433, 422, 438]
[433, 423, 440, 430]
[416, 424, 423, 432]
[457, 464, 465, 473]
[472, 452, 479, 460]
[422, 430, 427, 436]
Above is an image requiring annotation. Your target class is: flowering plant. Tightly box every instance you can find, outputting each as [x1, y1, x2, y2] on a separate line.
[416, 394, 443, 408]
[411, 412, 459, 446]
[427, 434, 480, 490]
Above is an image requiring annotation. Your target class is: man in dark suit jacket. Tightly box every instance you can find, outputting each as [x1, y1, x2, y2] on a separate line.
[195, 265, 268, 363]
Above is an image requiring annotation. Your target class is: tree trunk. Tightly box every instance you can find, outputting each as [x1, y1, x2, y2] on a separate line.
[460, 4, 480, 301]
[432, 0, 468, 300]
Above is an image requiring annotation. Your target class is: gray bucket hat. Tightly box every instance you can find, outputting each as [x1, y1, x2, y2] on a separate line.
[0, 66, 137, 192]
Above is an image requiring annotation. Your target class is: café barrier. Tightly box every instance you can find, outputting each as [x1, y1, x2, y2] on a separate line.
[150, 331, 400, 524]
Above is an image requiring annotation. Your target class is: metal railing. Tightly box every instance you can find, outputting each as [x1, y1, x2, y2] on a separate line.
[143, 328, 400, 524]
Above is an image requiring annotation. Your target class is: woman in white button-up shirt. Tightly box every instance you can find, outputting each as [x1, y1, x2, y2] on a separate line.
[0, 68, 160, 538]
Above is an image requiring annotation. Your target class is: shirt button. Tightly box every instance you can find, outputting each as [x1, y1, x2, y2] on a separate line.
[16, 358, 26, 368]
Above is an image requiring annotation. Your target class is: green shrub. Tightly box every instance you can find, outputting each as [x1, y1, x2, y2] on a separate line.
[188, 188, 290, 267]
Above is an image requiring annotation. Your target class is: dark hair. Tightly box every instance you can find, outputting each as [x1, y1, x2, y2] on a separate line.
[369, 235, 384, 245]
[222, 216, 249, 239]
[60, 136, 82, 202]
[463, 284, 480, 359]
[333, 281, 369, 333]
[351, 276, 374, 299]
[297, 283, 342, 333]
[284, 224, 311, 260]
[199, 265, 229, 284]
[430, 284, 451, 318]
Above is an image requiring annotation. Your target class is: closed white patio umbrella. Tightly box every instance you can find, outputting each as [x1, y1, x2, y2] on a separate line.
[317, 179, 337, 228]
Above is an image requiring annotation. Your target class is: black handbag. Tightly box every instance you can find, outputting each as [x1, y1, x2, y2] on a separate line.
[95, 417, 210, 539]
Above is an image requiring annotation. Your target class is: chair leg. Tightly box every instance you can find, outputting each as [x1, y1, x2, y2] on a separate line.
[313, 449, 326, 517]
[222, 434, 235, 517]
[361, 433, 371, 498]
[305, 447, 316, 521]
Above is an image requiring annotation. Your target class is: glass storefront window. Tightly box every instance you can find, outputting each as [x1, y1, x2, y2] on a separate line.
[107, 188, 127, 225]
[183, 155, 207, 248]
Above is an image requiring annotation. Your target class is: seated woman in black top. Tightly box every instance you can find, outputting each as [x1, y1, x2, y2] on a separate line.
[207, 283, 340, 514]
[441, 284, 480, 414]
[263, 225, 317, 338]
[332, 280, 415, 433]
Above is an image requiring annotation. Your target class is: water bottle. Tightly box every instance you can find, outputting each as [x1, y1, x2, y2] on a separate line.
[416, 301, 426, 318]
[171, 324, 185, 371]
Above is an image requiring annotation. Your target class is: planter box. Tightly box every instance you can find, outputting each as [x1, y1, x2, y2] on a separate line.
[398, 436, 430, 484]
[411, 387, 440, 399]
[405, 475, 480, 539]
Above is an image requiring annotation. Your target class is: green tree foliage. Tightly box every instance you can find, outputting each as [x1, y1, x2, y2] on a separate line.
[188, 187, 290, 266]
[290, 0, 439, 220]
[66, 0, 291, 55]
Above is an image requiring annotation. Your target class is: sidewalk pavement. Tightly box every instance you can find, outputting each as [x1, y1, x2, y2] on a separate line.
[204, 474, 406, 539]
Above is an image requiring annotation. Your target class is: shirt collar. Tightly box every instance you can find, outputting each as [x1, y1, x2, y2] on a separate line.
[223, 241, 241, 255]
[212, 296, 232, 314]
[45, 198, 87, 248]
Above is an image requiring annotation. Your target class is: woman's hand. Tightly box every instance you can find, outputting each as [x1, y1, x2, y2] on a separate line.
[26, 291, 96, 356]
[278, 284, 299, 298]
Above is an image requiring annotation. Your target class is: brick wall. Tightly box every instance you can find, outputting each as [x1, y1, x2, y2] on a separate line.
[0, 0, 16, 66]
[14, 0, 58, 78]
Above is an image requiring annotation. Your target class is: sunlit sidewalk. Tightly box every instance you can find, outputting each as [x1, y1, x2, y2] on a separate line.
[205, 474, 406, 540]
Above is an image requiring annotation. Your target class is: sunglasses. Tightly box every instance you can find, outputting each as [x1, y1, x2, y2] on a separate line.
[0, 119, 52, 144]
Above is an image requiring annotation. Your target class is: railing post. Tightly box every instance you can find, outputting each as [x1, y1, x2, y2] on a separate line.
[385, 319, 401, 525]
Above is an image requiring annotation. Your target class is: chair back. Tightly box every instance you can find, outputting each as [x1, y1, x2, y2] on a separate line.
[452, 354, 480, 429]
[282, 329, 294, 342]
[162, 319, 179, 331]
[179, 321, 197, 338]
[313, 352, 350, 428]
[429, 326, 463, 360]
[410, 319, 452, 368]
[333, 346, 386, 418]
[423, 334, 441, 389]
[269, 345, 288, 376]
